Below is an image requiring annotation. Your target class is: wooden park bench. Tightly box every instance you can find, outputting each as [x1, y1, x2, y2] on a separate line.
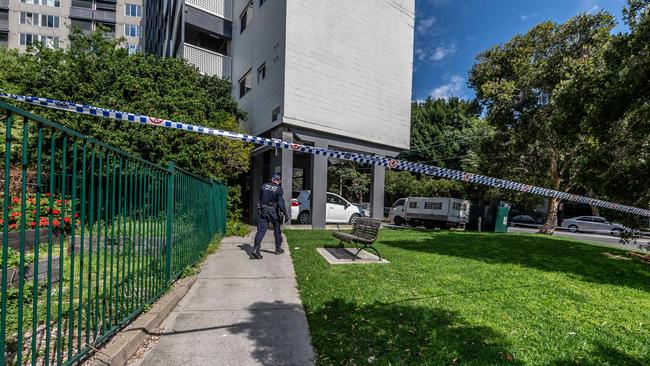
[332, 218, 382, 260]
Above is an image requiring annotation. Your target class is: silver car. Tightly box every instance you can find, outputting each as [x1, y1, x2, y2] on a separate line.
[560, 216, 626, 236]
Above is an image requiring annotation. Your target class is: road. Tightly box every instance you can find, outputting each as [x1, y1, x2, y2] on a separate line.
[508, 226, 648, 253]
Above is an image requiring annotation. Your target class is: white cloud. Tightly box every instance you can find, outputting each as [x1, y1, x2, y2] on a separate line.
[430, 44, 457, 61]
[430, 75, 465, 99]
[588, 5, 600, 14]
[416, 16, 437, 36]
[520, 13, 538, 21]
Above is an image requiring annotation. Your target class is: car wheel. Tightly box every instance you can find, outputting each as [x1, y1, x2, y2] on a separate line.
[611, 228, 622, 237]
[349, 213, 360, 224]
[297, 211, 311, 225]
[394, 216, 404, 226]
[568, 225, 578, 233]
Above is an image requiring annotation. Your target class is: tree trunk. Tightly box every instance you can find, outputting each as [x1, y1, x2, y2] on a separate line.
[539, 197, 560, 234]
[539, 161, 562, 235]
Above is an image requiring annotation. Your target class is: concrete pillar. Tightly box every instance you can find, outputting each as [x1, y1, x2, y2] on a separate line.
[370, 164, 385, 219]
[311, 143, 328, 229]
[280, 130, 293, 227]
[250, 153, 264, 224]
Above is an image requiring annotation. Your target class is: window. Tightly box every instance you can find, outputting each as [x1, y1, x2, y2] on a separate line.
[271, 107, 281, 122]
[20, 0, 60, 7]
[327, 194, 346, 206]
[19, 33, 59, 48]
[124, 24, 140, 37]
[128, 44, 140, 54]
[592, 217, 607, 224]
[240, 1, 253, 33]
[391, 199, 405, 208]
[238, 70, 253, 98]
[576, 217, 593, 222]
[125, 4, 142, 17]
[409, 201, 418, 209]
[257, 63, 266, 83]
[20, 12, 59, 28]
[43, 14, 59, 28]
[425, 202, 443, 210]
[20, 12, 37, 26]
[452, 202, 465, 211]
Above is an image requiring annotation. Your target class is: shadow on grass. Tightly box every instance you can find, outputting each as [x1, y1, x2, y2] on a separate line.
[307, 298, 521, 365]
[380, 232, 650, 292]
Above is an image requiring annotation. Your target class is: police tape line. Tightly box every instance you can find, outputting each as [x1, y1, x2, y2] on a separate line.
[2, 92, 649, 218]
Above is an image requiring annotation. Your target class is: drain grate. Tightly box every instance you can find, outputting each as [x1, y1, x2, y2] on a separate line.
[325, 247, 357, 260]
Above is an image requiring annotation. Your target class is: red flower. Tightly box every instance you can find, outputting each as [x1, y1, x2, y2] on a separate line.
[64, 217, 71, 224]
[10, 212, 20, 217]
[11, 197, 20, 204]
[52, 220, 60, 226]
[29, 222, 36, 228]
[32, 210, 37, 214]
[51, 209, 61, 215]
[9, 223, 17, 229]
[0, 219, 4, 225]
[74, 213, 79, 218]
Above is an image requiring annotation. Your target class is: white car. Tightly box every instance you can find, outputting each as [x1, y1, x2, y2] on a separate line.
[560, 216, 626, 236]
[291, 190, 361, 224]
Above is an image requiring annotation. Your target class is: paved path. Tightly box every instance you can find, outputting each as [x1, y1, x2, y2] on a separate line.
[131, 232, 315, 366]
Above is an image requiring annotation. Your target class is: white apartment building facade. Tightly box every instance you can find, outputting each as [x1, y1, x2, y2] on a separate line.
[0, 0, 144, 52]
[146, 0, 415, 227]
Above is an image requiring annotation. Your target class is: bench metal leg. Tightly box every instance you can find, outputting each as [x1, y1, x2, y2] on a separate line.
[353, 245, 382, 261]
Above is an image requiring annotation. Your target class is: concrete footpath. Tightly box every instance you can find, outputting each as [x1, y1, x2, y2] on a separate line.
[131, 232, 315, 366]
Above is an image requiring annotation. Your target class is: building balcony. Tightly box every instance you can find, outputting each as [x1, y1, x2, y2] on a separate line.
[94, 9, 116, 22]
[0, 0, 8, 9]
[183, 43, 232, 80]
[0, 18, 7, 31]
[185, 0, 232, 21]
[69, 6, 93, 20]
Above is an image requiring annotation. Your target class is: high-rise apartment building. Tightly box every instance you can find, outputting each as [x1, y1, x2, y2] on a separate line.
[0, 0, 144, 52]
[146, 0, 415, 228]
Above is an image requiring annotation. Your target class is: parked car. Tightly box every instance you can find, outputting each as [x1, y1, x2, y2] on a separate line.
[389, 197, 470, 229]
[291, 190, 361, 224]
[509, 215, 541, 228]
[353, 203, 370, 217]
[560, 216, 626, 236]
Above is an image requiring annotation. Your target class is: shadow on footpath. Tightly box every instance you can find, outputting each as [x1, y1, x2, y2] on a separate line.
[380, 233, 650, 292]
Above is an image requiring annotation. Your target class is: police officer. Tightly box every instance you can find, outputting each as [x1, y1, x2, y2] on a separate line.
[252, 173, 289, 259]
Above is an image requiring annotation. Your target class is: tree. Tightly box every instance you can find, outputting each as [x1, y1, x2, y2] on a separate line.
[327, 162, 370, 202]
[469, 12, 616, 233]
[405, 98, 486, 172]
[0, 28, 251, 182]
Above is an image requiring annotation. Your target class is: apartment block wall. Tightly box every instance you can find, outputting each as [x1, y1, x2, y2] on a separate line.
[231, 0, 286, 136]
[5, 0, 71, 50]
[2, 0, 143, 51]
[283, 0, 414, 150]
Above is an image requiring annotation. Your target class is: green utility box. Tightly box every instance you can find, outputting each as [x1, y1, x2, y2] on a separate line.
[495, 202, 511, 233]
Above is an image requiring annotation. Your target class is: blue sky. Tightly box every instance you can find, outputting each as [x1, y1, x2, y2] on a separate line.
[412, 0, 629, 101]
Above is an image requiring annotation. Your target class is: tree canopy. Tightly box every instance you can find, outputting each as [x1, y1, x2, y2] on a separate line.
[0, 28, 250, 181]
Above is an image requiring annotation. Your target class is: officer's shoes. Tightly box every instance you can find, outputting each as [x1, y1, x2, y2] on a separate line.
[274, 248, 284, 255]
[252, 251, 263, 260]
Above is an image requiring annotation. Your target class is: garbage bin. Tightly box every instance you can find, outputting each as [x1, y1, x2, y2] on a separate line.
[495, 202, 510, 233]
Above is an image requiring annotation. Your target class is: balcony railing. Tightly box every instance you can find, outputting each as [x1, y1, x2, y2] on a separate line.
[94, 9, 116, 22]
[185, 0, 232, 20]
[0, 19, 8, 31]
[69, 6, 93, 19]
[183, 43, 232, 80]
[0, 0, 8, 8]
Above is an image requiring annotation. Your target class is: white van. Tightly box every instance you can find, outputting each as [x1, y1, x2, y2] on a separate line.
[389, 197, 470, 229]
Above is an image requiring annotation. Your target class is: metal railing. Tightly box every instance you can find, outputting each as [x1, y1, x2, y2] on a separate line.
[0, 101, 226, 365]
[185, 0, 232, 20]
[0, 19, 8, 31]
[69, 6, 93, 20]
[183, 43, 232, 80]
[93, 10, 116, 23]
[0, 0, 8, 9]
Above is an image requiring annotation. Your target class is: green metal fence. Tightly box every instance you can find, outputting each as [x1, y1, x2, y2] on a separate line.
[0, 101, 227, 366]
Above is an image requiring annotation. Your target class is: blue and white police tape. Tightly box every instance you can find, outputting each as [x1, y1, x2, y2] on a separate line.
[1, 91, 649, 218]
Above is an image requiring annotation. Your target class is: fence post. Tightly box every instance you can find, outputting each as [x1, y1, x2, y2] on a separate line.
[165, 162, 175, 282]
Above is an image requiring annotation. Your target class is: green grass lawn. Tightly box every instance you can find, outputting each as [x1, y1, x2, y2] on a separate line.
[285, 229, 650, 366]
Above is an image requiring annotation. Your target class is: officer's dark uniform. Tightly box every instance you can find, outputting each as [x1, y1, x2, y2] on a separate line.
[252, 177, 288, 256]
